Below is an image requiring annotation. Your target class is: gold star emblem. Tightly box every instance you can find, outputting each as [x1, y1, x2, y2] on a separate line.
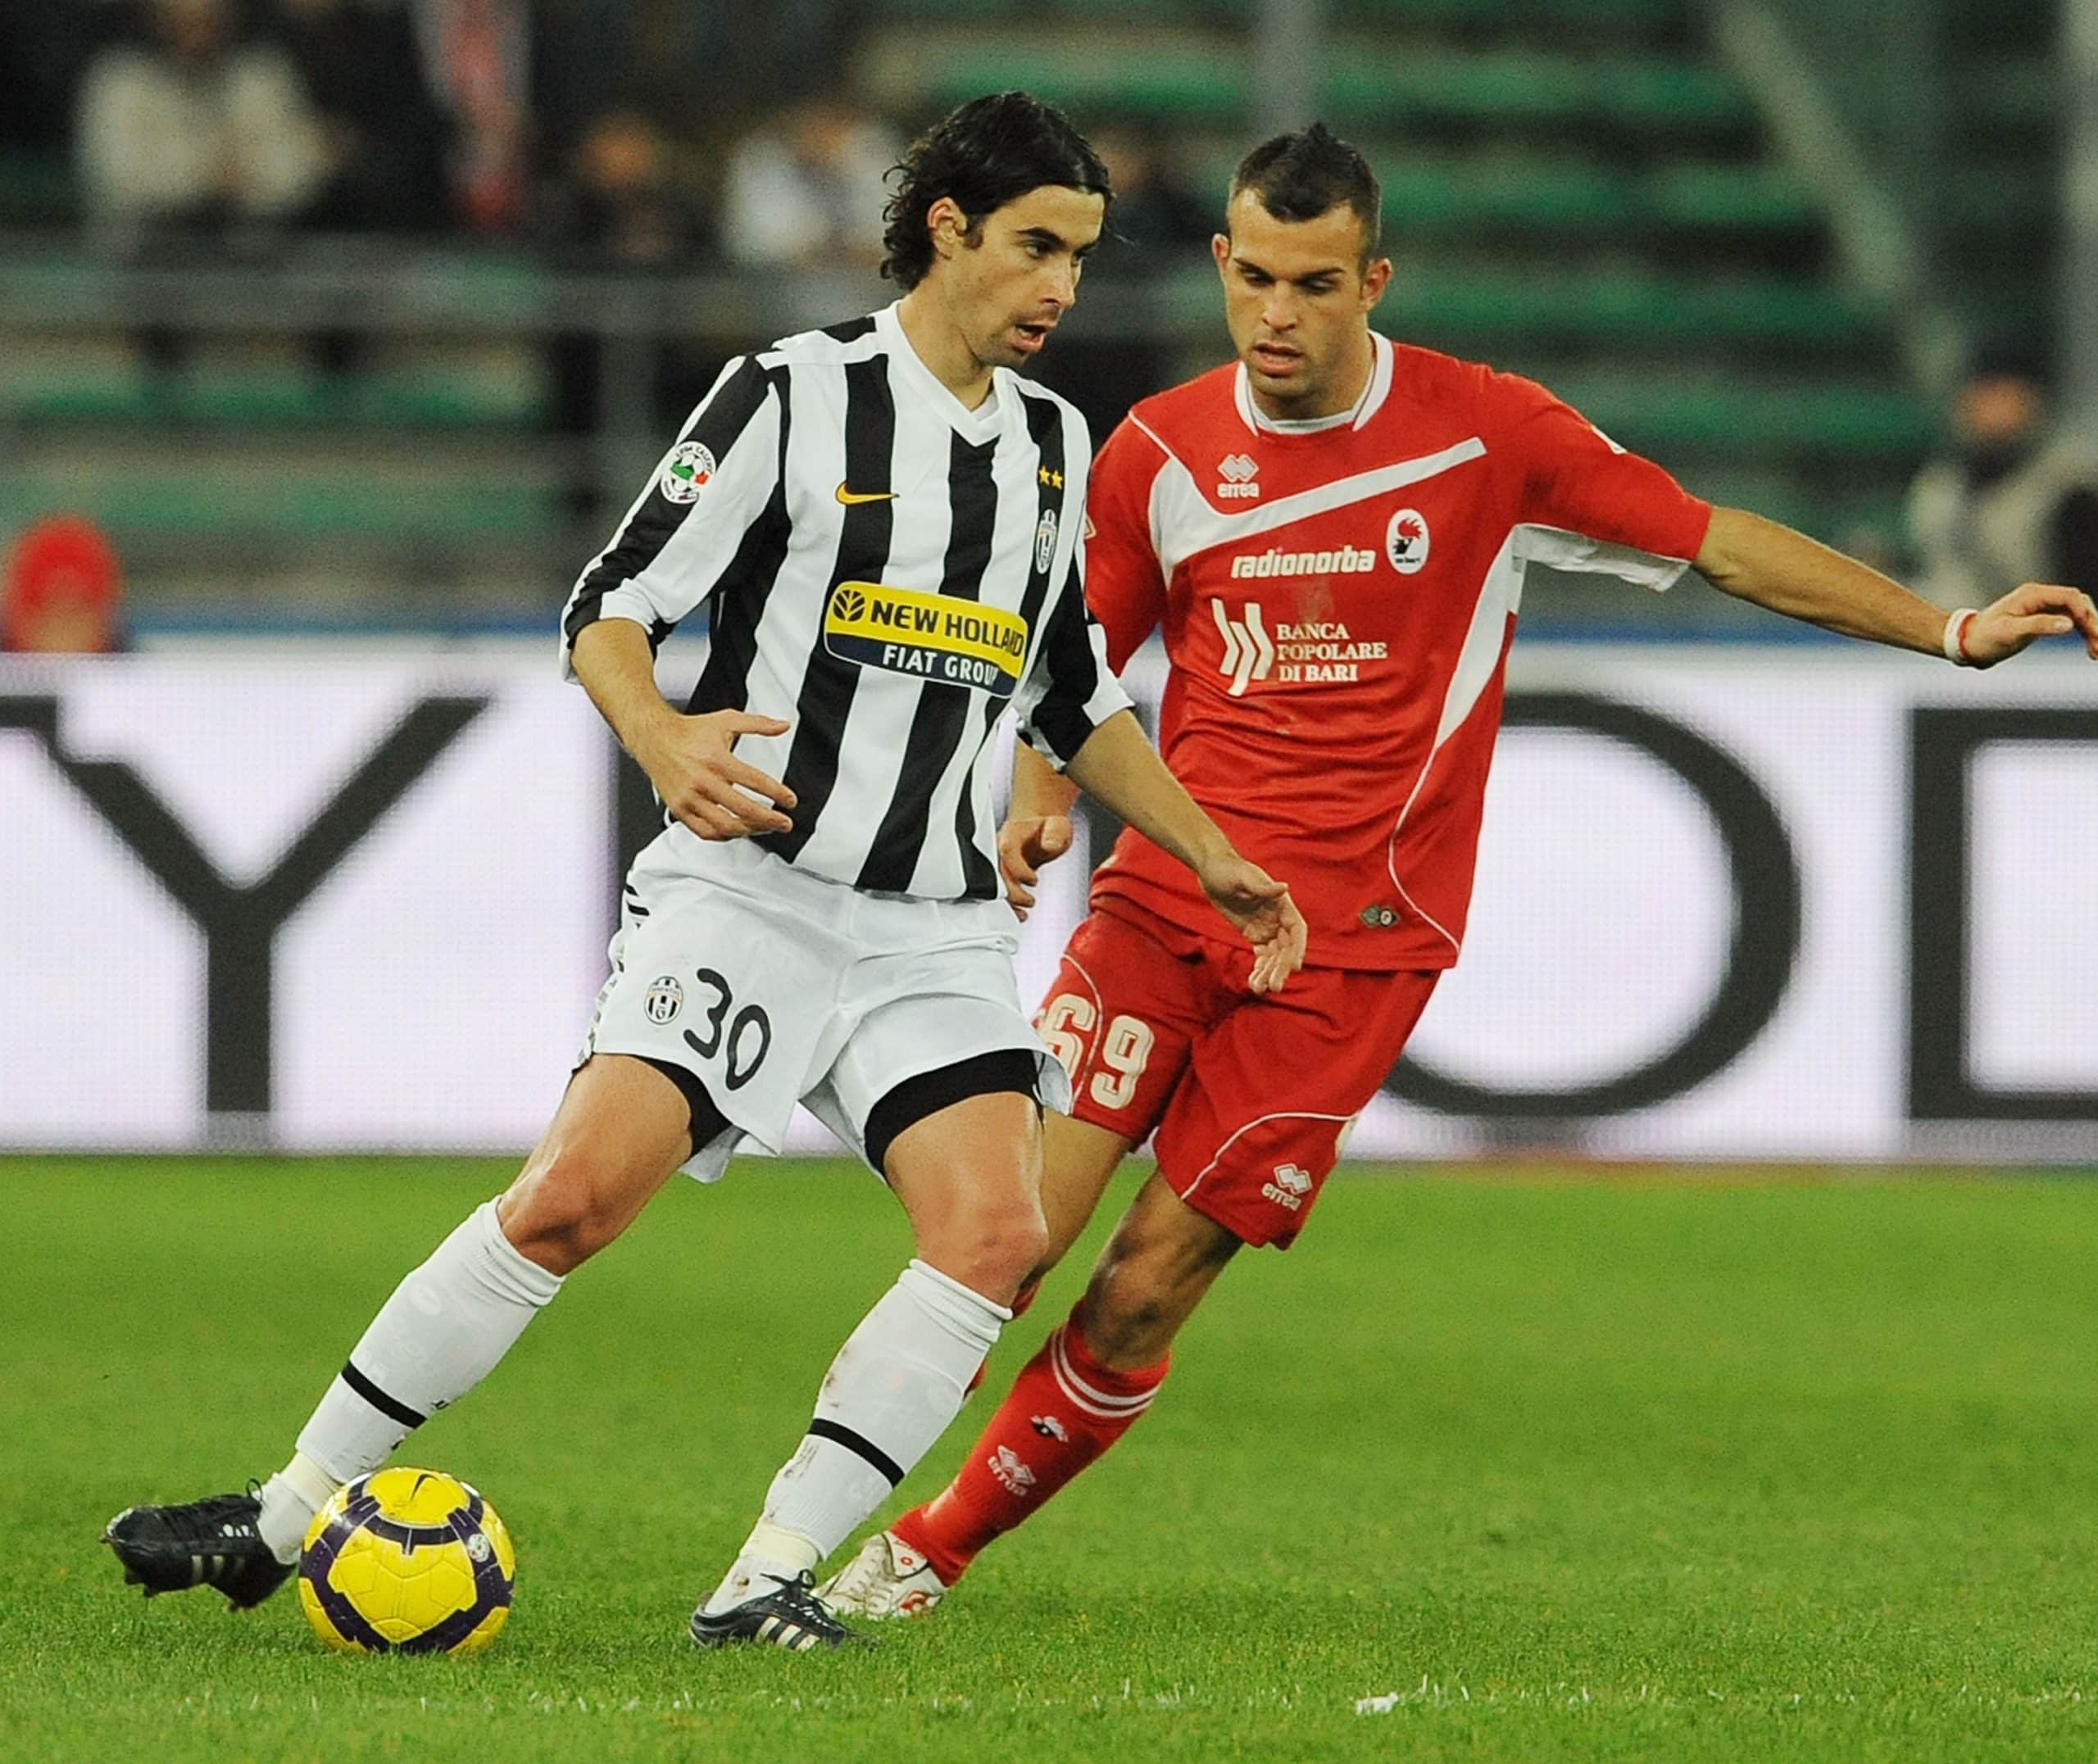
[1038, 465, 1064, 490]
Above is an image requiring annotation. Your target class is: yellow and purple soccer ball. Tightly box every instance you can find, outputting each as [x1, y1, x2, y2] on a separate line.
[297, 1468, 515, 1655]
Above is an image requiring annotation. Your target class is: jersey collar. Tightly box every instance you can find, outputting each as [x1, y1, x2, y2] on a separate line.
[1233, 331, 1393, 437]
[876, 302, 1006, 444]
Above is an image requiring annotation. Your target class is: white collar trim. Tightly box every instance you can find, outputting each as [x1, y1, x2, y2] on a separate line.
[1233, 332, 1393, 436]
[875, 301, 1005, 440]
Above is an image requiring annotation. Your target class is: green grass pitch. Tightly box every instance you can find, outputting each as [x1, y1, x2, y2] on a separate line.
[5, 1155, 2096, 1761]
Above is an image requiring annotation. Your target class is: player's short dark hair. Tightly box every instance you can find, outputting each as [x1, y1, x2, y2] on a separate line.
[1229, 123, 1382, 259]
[881, 91, 1113, 289]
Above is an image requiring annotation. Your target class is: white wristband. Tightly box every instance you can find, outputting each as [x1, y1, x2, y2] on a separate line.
[1941, 607, 1979, 665]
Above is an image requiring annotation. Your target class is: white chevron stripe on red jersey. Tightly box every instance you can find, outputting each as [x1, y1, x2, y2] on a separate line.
[1132, 424, 1488, 578]
[1209, 599, 1276, 696]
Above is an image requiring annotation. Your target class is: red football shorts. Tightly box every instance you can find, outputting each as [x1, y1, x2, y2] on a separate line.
[1035, 900, 1441, 1249]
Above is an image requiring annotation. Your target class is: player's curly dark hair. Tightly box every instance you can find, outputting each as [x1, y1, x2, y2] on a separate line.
[1230, 122, 1382, 258]
[880, 91, 1113, 289]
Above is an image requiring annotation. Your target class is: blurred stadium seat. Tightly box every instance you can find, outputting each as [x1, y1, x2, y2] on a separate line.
[0, 0, 2054, 630]
[855, 0, 1934, 589]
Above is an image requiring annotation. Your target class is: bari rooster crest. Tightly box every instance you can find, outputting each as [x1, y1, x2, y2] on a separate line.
[1385, 508, 1429, 574]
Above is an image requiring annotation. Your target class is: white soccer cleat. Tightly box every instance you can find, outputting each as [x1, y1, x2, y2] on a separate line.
[816, 1530, 950, 1621]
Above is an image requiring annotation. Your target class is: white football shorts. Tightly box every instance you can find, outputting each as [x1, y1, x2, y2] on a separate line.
[578, 825, 1069, 1180]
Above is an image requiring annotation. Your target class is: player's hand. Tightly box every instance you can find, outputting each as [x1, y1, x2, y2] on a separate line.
[1197, 852, 1307, 995]
[635, 709, 796, 841]
[1966, 583, 2098, 666]
[998, 814, 1073, 921]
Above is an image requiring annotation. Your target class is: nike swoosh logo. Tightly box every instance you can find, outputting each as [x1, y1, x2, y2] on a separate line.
[835, 483, 897, 506]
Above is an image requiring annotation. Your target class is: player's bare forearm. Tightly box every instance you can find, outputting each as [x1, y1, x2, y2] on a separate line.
[1011, 739, 1080, 825]
[570, 618, 795, 840]
[571, 618, 685, 759]
[1695, 507, 1949, 654]
[1063, 710, 1230, 873]
[1063, 711, 1307, 991]
[997, 741, 1083, 919]
[1695, 506, 2098, 664]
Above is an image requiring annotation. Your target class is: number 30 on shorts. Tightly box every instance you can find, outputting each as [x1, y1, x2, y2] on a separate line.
[1036, 995, 1154, 1110]
[679, 967, 772, 1091]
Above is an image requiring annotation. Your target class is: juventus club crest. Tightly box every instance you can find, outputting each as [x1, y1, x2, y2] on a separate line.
[645, 975, 684, 1024]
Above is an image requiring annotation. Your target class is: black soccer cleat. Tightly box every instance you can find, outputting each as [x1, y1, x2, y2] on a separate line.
[104, 1488, 294, 1611]
[688, 1570, 866, 1653]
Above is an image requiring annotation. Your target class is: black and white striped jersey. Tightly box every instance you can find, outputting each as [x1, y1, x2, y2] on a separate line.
[561, 302, 1132, 900]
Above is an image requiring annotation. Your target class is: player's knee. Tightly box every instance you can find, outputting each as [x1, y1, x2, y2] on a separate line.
[928, 1199, 1049, 1303]
[1019, 1240, 1067, 1297]
[497, 1154, 631, 1274]
[978, 1206, 1052, 1298]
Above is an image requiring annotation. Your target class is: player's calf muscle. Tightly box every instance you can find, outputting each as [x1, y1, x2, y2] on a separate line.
[1078, 1182, 1240, 1367]
[1036, 1114, 1138, 1272]
[1078, 1264, 1215, 1367]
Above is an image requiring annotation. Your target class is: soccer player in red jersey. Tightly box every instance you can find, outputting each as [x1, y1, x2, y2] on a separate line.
[821, 125, 2098, 1618]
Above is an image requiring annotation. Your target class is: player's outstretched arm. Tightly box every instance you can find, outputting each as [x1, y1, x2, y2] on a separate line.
[570, 619, 797, 841]
[1696, 506, 2098, 665]
[1060, 710, 1307, 992]
[999, 742, 1081, 920]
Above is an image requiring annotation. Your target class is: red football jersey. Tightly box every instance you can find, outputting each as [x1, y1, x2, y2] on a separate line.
[1084, 335, 1713, 970]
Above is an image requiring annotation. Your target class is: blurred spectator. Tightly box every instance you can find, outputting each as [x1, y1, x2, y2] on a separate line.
[1092, 123, 1212, 264]
[1907, 338, 2098, 608]
[603, 1, 853, 125]
[540, 109, 719, 527]
[1028, 123, 1209, 444]
[270, 0, 449, 233]
[721, 97, 898, 273]
[1, 10, 112, 158]
[411, 0, 531, 233]
[2, 517, 128, 655]
[75, 0, 333, 250]
[531, 0, 638, 170]
[540, 109, 710, 269]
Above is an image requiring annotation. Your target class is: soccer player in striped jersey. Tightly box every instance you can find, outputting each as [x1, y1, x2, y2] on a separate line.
[102, 92, 1306, 1653]
[821, 124, 2098, 1619]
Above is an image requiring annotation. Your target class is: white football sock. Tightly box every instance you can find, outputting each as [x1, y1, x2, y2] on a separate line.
[256, 1450, 341, 1565]
[704, 1259, 1006, 1613]
[268, 1199, 562, 1559]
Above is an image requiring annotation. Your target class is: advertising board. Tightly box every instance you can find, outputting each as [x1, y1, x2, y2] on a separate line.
[3, 646, 2091, 1160]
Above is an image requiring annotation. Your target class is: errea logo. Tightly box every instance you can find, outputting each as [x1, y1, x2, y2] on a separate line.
[988, 1445, 1036, 1496]
[1216, 453, 1260, 499]
[1260, 1163, 1315, 1211]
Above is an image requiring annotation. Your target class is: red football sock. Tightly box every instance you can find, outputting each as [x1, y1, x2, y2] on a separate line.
[893, 1308, 1169, 1586]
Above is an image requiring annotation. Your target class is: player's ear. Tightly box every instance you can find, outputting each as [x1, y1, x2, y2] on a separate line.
[927, 196, 970, 263]
[1360, 255, 1392, 311]
[1211, 232, 1231, 275]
